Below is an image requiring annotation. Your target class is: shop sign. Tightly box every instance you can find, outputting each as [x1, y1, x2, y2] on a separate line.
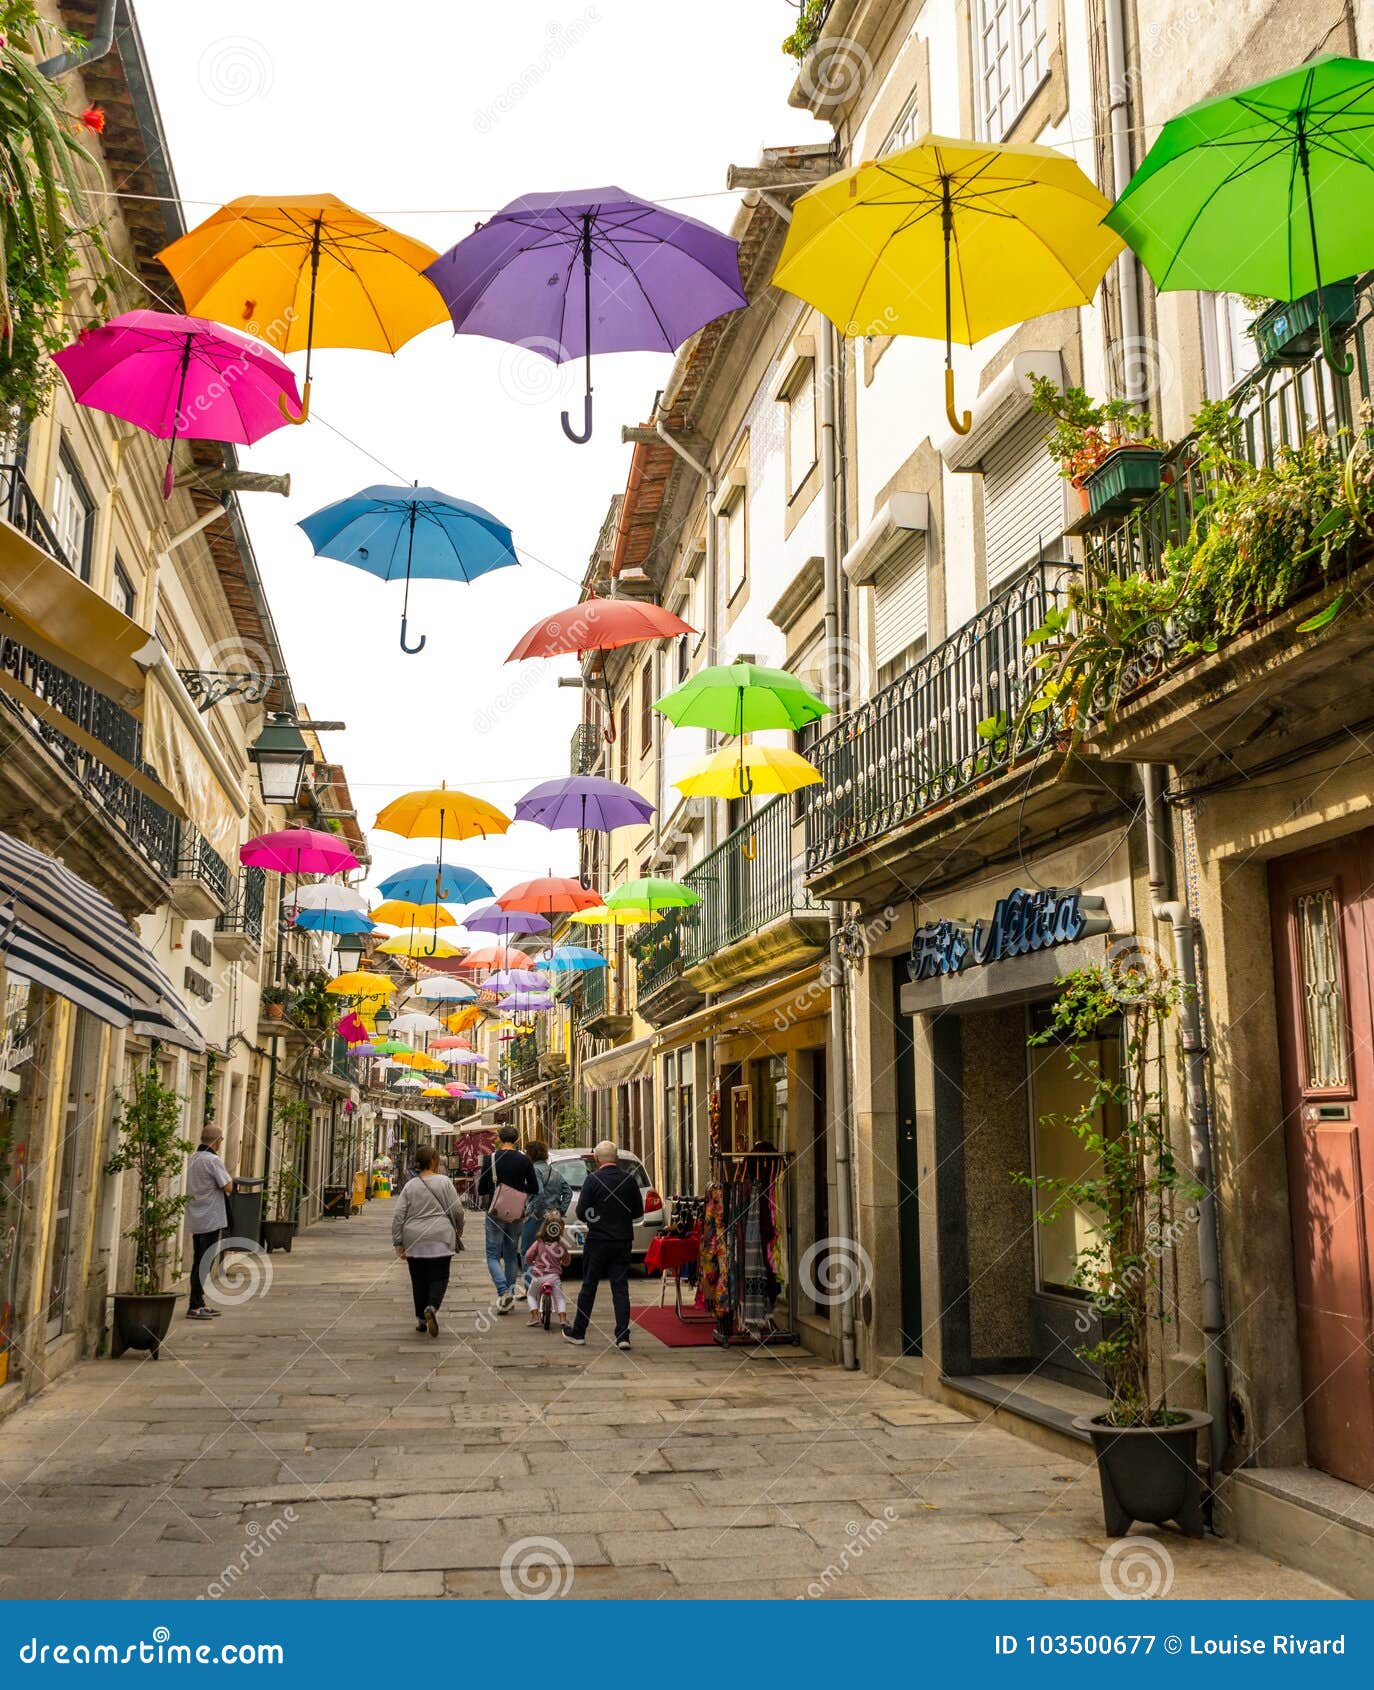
[908, 887, 1109, 982]
[0, 1030, 34, 1095]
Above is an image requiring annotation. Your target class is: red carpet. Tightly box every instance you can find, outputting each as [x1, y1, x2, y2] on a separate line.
[630, 1305, 718, 1347]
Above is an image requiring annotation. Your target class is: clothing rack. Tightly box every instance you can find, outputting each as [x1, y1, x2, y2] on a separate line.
[700, 1150, 798, 1349]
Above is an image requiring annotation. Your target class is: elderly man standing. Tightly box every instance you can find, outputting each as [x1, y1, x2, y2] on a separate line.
[562, 1140, 643, 1351]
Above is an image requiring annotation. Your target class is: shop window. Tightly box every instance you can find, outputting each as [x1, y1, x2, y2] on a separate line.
[973, 0, 1048, 140]
[1296, 889, 1349, 1089]
[51, 443, 95, 581]
[46, 1011, 95, 1342]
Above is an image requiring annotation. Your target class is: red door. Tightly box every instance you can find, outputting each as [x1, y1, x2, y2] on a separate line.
[1270, 834, 1374, 1486]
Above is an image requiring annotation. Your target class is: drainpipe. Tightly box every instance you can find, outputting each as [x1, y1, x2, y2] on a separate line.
[40, 0, 117, 77]
[1104, 0, 1144, 399]
[1143, 764, 1229, 1480]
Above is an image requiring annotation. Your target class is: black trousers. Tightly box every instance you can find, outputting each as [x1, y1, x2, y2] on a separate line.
[407, 1255, 451, 1319]
[571, 1238, 632, 1342]
[189, 1229, 221, 1311]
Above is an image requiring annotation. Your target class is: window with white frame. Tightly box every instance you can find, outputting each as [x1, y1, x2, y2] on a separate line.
[1201, 294, 1261, 398]
[717, 482, 747, 601]
[784, 359, 817, 497]
[882, 86, 922, 157]
[974, 0, 1047, 140]
[51, 443, 95, 580]
[111, 555, 136, 618]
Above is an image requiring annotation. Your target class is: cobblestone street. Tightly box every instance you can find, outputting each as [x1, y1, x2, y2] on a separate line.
[0, 1203, 1342, 1601]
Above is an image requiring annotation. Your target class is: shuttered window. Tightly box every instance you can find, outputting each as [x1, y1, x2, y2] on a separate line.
[981, 409, 1064, 592]
[873, 534, 928, 670]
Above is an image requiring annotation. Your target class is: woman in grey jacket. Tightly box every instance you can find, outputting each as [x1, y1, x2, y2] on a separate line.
[392, 1145, 464, 1336]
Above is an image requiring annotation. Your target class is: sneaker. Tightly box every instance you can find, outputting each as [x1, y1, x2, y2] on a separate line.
[205, 1308, 223, 1317]
[424, 1306, 439, 1338]
[496, 1291, 515, 1314]
[415, 1320, 427, 1332]
[187, 1307, 214, 1321]
[615, 1338, 632, 1351]
[561, 1328, 586, 1346]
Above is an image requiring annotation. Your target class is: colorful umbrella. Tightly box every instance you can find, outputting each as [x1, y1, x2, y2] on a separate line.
[376, 932, 464, 960]
[606, 878, 700, 914]
[53, 310, 300, 498]
[483, 969, 552, 994]
[420, 1085, 450, 1098]
[497, 876, 602, 916]
[655, 666, 829, 798]
[371, 899, 457, 929]
[1103, 56, 1374, 371]
[389, 1010, 441, 1036]
[375, 786, 510, 842]
[445, 1006, 484, 1033]
[298, 484, 517, 654]
[290, 882, 369, 914]
[494, 993, 556, 1013]
[542, 945, 610, 972]
[674, 742, 823, 800]
[773, 136, 1122, 433]
[439, 1049, 486, 1067]
[425, 186, 747, 443]
[507, 598, 694, 733]
[292, 907, 376, 935]
[569, 905, 653, 928]
[462, 903, 551, 937]
[376, 862, 492, 905]
[326, 970, 396, 997]
[241, 828, 358, 877]
[408, 977, 479, 1002]
[514, 777, 655, 885]
[458, 945, 534, 974]
[158, 194, 448, 423]
[431, 1035, 476, 1050]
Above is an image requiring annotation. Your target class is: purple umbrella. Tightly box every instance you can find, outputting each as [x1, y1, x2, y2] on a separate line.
[424, 188, 747, 443]
[463, 902, 550, 937]
[53, 310, 301, 498]
[495, 992, 556, 1013]
[515, 774, 655, 889]
[485, 969, 552, 994]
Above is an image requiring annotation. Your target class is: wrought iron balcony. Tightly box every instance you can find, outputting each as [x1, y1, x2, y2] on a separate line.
[1, 460, 77, 574]
[682, 793, 821, 965]
[216, 865, 266, 954]
[636, 907, 686, 1000]
[174, 828, 231, 904]
[804, 560, 1070, 878]
[570, 722, 601, 775]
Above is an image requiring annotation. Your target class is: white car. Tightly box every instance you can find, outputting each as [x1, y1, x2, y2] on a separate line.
[548, 1148, 665, 1263]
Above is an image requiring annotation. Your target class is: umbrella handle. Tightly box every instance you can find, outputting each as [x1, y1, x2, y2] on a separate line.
[742, 832, 758, 862]
[400, 616, 427, 656]
[561, 392, 593, 444]
[279, 379, 312, 426]
[945, 369, 971, 436]
[1321, 310, 1355, 377]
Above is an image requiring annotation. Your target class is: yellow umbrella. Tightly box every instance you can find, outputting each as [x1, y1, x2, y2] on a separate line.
[675, 742, 822, 800]
[377, 933, 465, 959]
[773, 136, 1122, 434]
[420, 1085, 450, 1098]
[393, 1051, 445, 1073]
[326, 970, 397, 997]
[569, 905, 655, 928]
[158, 194, 448, 423]
[371, 900, 457, 929]
[375, 785, 510, 841]
[445, 1007, 484, 1033]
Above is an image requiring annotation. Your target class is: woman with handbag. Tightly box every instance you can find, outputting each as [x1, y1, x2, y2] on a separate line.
[476, 1124, 539, 1313]
[392, 1145, 465, 1337]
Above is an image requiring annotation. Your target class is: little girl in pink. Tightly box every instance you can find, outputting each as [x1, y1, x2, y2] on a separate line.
[525, 1212, 571, 1326]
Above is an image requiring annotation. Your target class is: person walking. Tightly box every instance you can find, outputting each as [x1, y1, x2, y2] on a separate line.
[563, 1141, 643, 1351]
[392, 1144, 464, 1336]
[520, 1140, 572, 1289]
[476, 1124, 538, 1313]
[185, 1127, 233, 1322]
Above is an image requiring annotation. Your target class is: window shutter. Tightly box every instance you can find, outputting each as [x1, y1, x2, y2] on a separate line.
[872, 535, 928, 668]
[982, 409, 1063, 591]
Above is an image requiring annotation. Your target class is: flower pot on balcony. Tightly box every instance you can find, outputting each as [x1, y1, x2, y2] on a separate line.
[1084, 445, 1166, 517]
[1253, 281, 1358, 369]
[110, 1291, 178, 1360]
[261, 1219, 296, 1253]
[1072, 1409, 1210, 1538]
[264, 1001, 284, 1021]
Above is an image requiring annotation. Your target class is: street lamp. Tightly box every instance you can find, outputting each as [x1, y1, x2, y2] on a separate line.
[335, 931, 366, 973]
[374, 1003, 393, 1034]
[248, 714, 311, 806]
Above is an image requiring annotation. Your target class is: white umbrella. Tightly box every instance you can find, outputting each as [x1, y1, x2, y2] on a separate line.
[392, 1076, 426, 1091]
[408, 976, 478, 1002]
[440, 1049, 487, 1067]
[290, 882, 369, 914]
[390, 1010, 441, 1036]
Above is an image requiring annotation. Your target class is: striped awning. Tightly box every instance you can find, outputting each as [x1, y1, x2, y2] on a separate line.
[0, 833, 203, 1049]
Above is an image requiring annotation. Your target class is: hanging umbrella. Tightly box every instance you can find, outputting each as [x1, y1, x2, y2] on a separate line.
[420, 1085, 451, 1098]
[392, 1050, 446, 1072]
[674, 742, 823, 800]
[514, 774, 655, 887]
[393, 1077, 427, 1092]
[290, 882, 369, 914]
[494, 993, 556, 1013]
[425, 186, 747, 443]
[439, 1049, 487, 1066]
[376, 862, 492, 905]
[654, 664, 828, 791]
[773, 136, 1122, 433]
[1104, 56, 1374, 372]
[375, 787, 510, 955]
[371, 899, 458, 930]
[241, 828, 359, 877]
[53, 310, 301, 498]
[298, 484, 517, 654]
[158, 194, 448, 424]
[542, 945, 610, 972]
[389, 1010, 441, 1036]
[569, 905, 654, 928]
[458, 945, 534, 974]
[445, 1006, 485, 1033]
[497, 876, 602, 917]
[462, 903, 551, 937]
[292, 907, 376, 935]
[507, 598, 694, 733]
[431, 1035, 476, 1050]
[408, 976, 479, 1002]
[483, 969, 552, 994]
[465, 1089, 502, 1102]
[377, 932, 464, 960]
[326, 970, 397, 997]
[606, 878, 700, 915]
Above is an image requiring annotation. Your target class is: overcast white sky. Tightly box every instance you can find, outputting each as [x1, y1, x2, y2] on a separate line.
[134, 0, 825, 896]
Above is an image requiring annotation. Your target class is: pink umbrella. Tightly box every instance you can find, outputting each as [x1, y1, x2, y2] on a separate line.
[52, 310, 301, 497]
[240, 828, 358, 877]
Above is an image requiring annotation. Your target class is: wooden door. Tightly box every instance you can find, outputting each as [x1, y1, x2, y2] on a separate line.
[1270, 834, 1374, 1486]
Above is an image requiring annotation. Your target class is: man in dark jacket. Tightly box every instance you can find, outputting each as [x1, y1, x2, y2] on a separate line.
[563, 1140, 644, 1350]
[477, 1124, 539, 1311]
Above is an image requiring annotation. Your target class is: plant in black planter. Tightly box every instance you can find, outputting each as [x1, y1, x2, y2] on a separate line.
[1030, 375, 1167, 518]
[105, 1068, 193, 1359]
[262, 1095, 310, 1252]
[1018, 958, 1209, 1537]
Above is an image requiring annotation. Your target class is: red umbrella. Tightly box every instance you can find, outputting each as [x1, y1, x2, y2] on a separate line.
[507, 597, 692, 662]
[458, 945, 533, 974]
[497, 876, 602, 915]
[430, 1035, 474, 1050]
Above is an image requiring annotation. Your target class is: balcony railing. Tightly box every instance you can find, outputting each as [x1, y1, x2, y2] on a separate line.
[175, 827, 232, 904]
[582, 962, 608, 1020]
[804, 559, 1071, 877]
[1, 460, 77, 574]
[570, 722, 600, 775]
[682, 794, 820, 962]
[217, 865, 267, 946]
[636, 907, 686, 999]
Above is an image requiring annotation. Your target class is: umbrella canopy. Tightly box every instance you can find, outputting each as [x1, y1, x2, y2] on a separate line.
[376, 932, 464, 959]
[607, 878, 700, 914]
[326, 970, 397, 997]
[425, 186, 747, 443]
[465, 1089, 502, 1101]
[408, 976, 479, 1002]
[569, 905, 654, 928]
[290, 882, 369, 914]
[675, 742, 823, 800]
[514, 774, 654, 832]
[53, 310, 300, 498]
[158, 193, 448, 422]
[371, 899, 457, 929]
[494, 993, 556, 1013]
[298, 484, 517, 654]
[654, 662, 828, 737]
[542, 945, 610, 972]
[392, 1050, 445, 1072]
[773, 135, 1122, 433]
[458, 945, 534, 974]
[375, 786, 511, 842]
[292, 907, 376, 935]
[241, 828, 358, 876]
[445, 1006, 485, 1033]
[420, 1085, 450, 1098]
[393, 1077, 427, 1091]
[461, 903, 551, 937]
[497, 876, 602, 915]
[1104, 56, 1374, 367]
[431, 1035, 475, 1050]
[483, 969, 552, 994]
[376, 862, 492, 905]
[389, 1010, 441, 1036]
[507, 596, 693, 662]
[439, 1049, 487, 1067]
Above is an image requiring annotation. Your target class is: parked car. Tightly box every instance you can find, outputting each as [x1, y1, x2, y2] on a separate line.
[548, 1148, 664, 1263]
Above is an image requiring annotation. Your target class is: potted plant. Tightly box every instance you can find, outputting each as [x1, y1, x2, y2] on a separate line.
[105, 1069, 193, 1359]
[1018, 958, 1210, 1537]
[261, 982, 288, 1021]
[1251, 280, 1359, 369]
[1030, 375, 1167, 517]
[288, 969, 333, 1032]
[262, 1095, 310, 1252]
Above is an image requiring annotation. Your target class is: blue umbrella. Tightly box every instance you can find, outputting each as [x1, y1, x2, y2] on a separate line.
[298, 483, 518, 654]
[542, 945, 609, 972]
[293, 907, 376, 935]
[376, 861, 493, 905]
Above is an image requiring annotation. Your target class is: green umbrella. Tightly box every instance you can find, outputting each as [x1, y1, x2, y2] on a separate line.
[1105, 55, 1374, 372]
[606, 878, 700, 914]
[654, 661, 829, 796]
